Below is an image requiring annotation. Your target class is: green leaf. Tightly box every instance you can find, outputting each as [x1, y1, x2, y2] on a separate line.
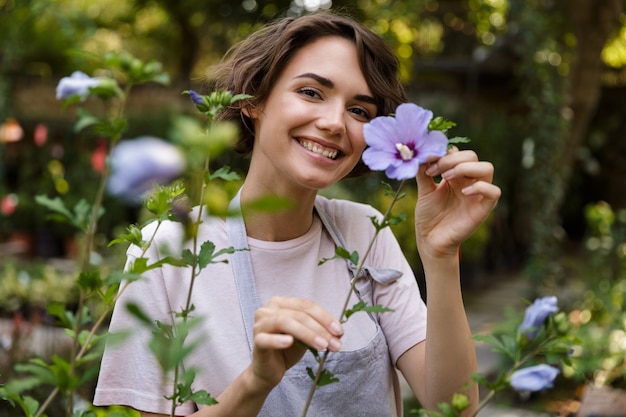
[74, 109, 101, 132]
[369, 215, 386, 232]
[146, 256, 187, 270]
[182, 248, 195, 267]
[345, 301, 393, 319]
[189, 389, 218, 406]
[387, 212, 407, 226]
[473, 334, 516, 360]
[95, 117, 127, 139]
[126, 303, 154, 326]
[109, 224, 144, 247]
[295, 340, 320, 360]
[318, 246, 359, 266]
[197, 241, 216, 269]
[15, 360, 57, 386]
[35, 195, 74, 225]
[47, 302, 73, 328]
[316, 368, 340, 387]
[448, 136, 471, 145]
[77, 269, 102, 292]
[209, 166, 240, 181]
[428, 116, 456, 133]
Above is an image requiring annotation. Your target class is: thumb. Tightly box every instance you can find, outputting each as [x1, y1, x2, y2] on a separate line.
[415, 162, 438, 196]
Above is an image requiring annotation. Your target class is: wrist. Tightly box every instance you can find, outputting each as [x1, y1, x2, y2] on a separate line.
[418, 246, 461, 280]
[242, 364, 276, 398]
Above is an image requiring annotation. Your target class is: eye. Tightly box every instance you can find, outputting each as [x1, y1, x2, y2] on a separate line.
[349, 106, 372, 121]
[298, 87, 322, 99]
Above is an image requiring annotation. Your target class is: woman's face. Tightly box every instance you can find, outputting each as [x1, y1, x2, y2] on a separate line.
[247, 35, 378, 192]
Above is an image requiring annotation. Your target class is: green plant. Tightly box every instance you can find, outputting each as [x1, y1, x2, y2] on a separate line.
[562, 202, 626, 388]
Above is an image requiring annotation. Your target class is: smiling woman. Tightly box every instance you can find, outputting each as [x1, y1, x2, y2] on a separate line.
[94, 10, 500, 417]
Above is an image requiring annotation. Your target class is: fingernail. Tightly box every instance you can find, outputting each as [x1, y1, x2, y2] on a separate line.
[314, 336, 328, 350]
[329, 321, 343, 336]
[425, 163, 438, 176]
[441, 169, 455, 180]
[329, 338, 342, 352]
[462, 185, 474, 194]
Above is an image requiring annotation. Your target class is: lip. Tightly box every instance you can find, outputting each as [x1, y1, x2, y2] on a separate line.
[295, 136, 344, 161]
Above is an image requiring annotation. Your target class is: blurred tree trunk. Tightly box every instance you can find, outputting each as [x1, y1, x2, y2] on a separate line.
[513, 0, 622, 294]
[563, 0, 623, 181]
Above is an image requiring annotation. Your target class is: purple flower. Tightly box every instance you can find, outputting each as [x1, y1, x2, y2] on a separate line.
[107, 136, 186, 203]
[362, 103, 448, 180]
[519, 296, 559, 339]
[56, 71, 102, 101]
[188, 89, 204, 105]
[510, 364, 560, 392]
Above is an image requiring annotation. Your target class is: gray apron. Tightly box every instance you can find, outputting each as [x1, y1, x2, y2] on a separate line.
[226, 190, 403, 416]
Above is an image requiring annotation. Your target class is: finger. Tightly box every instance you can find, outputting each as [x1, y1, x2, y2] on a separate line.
[255, 299, 343, 351]
[255, 333, 294, 350]
[418, 148, 470, 192]
[461, 181, 502, 203]
[266, 297, 343, 337]
[415, 162, 438, 195]
[441, 161, 495, 184]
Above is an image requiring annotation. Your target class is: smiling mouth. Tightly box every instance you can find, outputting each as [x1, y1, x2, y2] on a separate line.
[298, 139, 340, 160]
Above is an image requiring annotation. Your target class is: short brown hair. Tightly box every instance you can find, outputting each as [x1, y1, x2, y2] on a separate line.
[210, 12, 407, 177]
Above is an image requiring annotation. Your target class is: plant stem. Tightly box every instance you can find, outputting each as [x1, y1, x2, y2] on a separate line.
[300, 180, 406, 417]
[35, 85, 132, 417]
[169, 156, 211, 417]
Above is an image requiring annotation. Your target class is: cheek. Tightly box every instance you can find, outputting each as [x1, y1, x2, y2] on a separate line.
[349, 124, 367, 154]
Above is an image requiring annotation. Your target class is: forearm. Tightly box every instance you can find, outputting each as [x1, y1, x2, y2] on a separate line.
[188, 366, 273, 417]
[421, 253, 478, 413]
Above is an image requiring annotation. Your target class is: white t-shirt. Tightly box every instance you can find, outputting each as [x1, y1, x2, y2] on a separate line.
[94, 196, 427, 415]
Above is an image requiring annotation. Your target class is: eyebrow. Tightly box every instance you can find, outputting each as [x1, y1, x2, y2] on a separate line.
[294, 72, 377, 105]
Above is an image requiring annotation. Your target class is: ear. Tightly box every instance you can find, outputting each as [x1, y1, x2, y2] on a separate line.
[242, 103, 260, 119]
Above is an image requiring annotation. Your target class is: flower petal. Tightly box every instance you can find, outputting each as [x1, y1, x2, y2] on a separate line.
[364, 116, 399, 150]
[362, 147, 396, 171]
[385, 157, 420, 180]
[56, 71, 101, 101]
[518, 296, 559, 340]
[510, 365, 560, 392]
[395, 103, 432, 143]
[415, 130, 448, 164]
[107, 136, 186, 203]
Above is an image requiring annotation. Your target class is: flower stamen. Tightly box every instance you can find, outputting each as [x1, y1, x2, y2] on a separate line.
[395, 143, 414, 161]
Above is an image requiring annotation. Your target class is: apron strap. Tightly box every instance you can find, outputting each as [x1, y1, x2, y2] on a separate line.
[314, 198, 403, 285]
[226, 188, 259, 352]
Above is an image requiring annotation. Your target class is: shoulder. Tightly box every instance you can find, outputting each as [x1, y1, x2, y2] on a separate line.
[315, 195, 384, 244]
[127, 207, 226, 258]
[315, 195, 383, 222]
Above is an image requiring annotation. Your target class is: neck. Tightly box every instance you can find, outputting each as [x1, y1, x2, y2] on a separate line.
[239, 183, 317, 241]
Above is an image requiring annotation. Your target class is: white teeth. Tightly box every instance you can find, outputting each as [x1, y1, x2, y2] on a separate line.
[299, 140, 338, 160]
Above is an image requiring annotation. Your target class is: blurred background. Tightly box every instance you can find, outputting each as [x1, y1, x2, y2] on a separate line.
[1, 0, 626, 414]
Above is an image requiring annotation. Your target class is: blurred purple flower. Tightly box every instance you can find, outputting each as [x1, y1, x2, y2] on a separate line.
[188, 89, 204, 105]
[107, 136, 186, 203]
[510, 364, 560, 392]
[519, 296, 558, 340]
[56, 71, 101, 101]
[362, 103, 448, 180]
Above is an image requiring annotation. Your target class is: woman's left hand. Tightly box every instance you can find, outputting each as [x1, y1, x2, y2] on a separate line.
[414, 147, 501, 260]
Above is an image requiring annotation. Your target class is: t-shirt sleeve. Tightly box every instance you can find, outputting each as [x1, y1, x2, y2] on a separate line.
[93, 226, 198, 415]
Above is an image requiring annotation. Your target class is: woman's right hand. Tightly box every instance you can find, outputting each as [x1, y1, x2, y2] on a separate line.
[250, 296, 344, 390]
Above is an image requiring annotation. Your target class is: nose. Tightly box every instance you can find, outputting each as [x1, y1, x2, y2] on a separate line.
[315, 102, 346, 136]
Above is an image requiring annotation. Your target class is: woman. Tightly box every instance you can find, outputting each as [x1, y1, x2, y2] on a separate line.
[94, 11, 500, 417]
